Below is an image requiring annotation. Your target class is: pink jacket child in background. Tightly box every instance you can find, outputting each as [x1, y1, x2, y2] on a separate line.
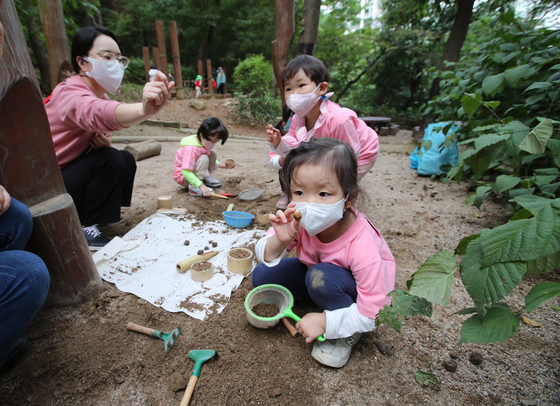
[267, 54, 379, 181]
[173, 117, 236, 197]
[252, 138, 395, 369]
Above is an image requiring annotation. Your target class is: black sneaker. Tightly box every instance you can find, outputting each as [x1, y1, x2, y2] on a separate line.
[82, 225, 111, 250]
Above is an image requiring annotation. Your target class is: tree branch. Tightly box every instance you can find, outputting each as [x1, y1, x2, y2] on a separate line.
[334, 47, 386, 103]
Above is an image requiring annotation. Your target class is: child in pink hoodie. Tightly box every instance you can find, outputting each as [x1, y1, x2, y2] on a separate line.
[267, 55, 379, 181]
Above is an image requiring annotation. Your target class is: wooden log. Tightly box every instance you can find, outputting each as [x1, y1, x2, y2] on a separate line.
[169, 21, 184, 100]
[0, 0, 101, 304]
[142, 46, 151, 82]
[125, 141, 162, 161]
[206, 59, 213, 95]
[155, 21, 168, 76]
[152, 46, 160, 70]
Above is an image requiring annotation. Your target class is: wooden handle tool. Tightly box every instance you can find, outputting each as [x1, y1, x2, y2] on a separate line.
[210, 192, 228, 199]
[281, 317, 300, 338]
[126, 322, 161, 337]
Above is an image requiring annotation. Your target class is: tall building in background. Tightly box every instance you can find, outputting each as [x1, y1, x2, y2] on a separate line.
[349, 0, 382, 31]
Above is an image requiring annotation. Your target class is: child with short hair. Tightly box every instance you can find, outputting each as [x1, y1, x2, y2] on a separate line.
[267, 54, 379, 181]
[173, 117, 234, 197]
[252, 137, 395, 368]
[195, 75, 202, 99]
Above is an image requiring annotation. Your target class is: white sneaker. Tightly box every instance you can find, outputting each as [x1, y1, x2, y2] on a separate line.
[311, 333, 361, 368]
[202, 175, 222, 188]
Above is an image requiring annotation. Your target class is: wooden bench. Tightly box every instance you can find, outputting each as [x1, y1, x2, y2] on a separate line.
[360, 116, 392, 133]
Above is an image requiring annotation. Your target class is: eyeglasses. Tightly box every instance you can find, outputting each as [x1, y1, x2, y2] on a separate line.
[88, 52, 129, 69]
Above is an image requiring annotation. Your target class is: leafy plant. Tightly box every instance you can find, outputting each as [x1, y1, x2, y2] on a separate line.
[236, 94, 281, 125]
[377, 16, 560, 345]
[232, 54, 273, 96]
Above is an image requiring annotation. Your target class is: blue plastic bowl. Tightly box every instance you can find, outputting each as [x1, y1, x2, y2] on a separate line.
[223, 211, 254, 228]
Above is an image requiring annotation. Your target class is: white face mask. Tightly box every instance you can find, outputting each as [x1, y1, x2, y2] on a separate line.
[203, 139, 217, 151]
[83, 56, 124, 93]
[293, 196, 347, 236]
[286, 84, 321, 117]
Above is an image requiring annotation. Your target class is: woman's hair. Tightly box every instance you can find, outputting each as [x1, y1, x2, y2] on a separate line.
[197, 117, 229, 145]
[71, 26, 119, 74]
[282, 55, 329, 87]
[150, 64, 156, 69]
[279, 138, 359, 201]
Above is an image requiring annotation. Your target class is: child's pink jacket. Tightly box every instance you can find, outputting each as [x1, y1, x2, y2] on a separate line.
[272, 100, 380, 167]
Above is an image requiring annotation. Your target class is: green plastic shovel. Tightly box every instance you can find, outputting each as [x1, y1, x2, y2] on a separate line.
[180, 349, 216, 405]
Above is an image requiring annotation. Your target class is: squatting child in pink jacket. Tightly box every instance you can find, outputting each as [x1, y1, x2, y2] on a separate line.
[252, 138, 395, 368]
[267, 54, 379, 181]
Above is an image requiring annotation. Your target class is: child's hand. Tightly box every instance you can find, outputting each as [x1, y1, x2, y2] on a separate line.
[266, 124, 281, 149]
[296, 312, 327, 343]
[269, 203, 301, 243]
[199, 184, 213, 197]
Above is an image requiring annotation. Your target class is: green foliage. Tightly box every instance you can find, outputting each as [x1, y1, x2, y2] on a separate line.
[459, 303, 521, 344]
[525, 282, 560, 313]
[376, 290, 432, 332]
[236, 94, 281, 125]
[232, 54, 272, 96]
[408, 250, 458, 306]
[414, 371, 438, 387]
[124, 57, 148, 85]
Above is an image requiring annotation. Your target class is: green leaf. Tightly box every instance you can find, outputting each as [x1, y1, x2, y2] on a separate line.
[510, 208, 533, 221]
[519, 119, 554, 154]
[482, 74, 505, 96]
[466, 143, 505, 180]
[409, 251, 458, 306]
[455, 234, 480, 256]
[499, 43, 520, 52]
[485, 101, 500, 109]
[502, 51, 520, 64]
[550, 64, 560, 70]
[459, 303, 520, 344]
[525, 282, 560, 313]
[493, 175, 521, 194]
[421, 140, 433, 152]
[376, 304, 403, 333]
[504, 64, 531, 87]
[474, 185, 491, 209]
[533, 168, 559, 175]
[541, 182, 560, 195]
[473, 133, 511, 151]
[414, 371, 437, 387]
[525, 82, 553, 92]
[453, 307, 478, 315]
[535, 175, 557, 186]
[547, 139, 560, 167]
[461, 94, 482, 118]
[512, 195, 560, 214]
[526, 252, 560, 276]
[525, 93, 546, 105]
[390, 290, 433, 317]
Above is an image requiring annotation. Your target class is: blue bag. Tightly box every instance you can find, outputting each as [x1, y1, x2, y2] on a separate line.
[409, 122, 459, 175]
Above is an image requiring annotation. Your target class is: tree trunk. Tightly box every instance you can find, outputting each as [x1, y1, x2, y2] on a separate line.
[24, 4, 51, 94]
[428, 0, 475, 100]
[297, 0, 321, 56]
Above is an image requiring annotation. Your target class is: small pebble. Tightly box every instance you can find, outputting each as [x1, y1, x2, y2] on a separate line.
[449, 351, 459, 359]
[197, 249, 204, 255]
[469, 352, 484, 366]
[293, 210, 302, 220]
[212, 242, 218, 248]
[204, 246, 209, 250]
[184, 240, 190, 246]
[443, 359, 457, 372]
[208, 240, 213, 244]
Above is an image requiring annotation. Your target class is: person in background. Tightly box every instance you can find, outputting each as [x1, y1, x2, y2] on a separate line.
[252, 138, 395, 368]
[45, 26, 174, 249]
[0, 1, 51, 372]
[195, 75, 203, 98]
[148, 64, 158, 82]
[216, 67, 226, 94]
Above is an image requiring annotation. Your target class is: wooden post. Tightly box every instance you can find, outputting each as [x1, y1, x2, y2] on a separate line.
[37, 0, 71, 88]
[169, 21, 184, 100]
[155, 21, 168, 77]
[197, 60, 203, 77]
[142, 46, 151, 82]
[272, 0, 295, 106]
[152, 46, 160, 70]
[0, 0, 101, 304]
[206, 59, 213, 95]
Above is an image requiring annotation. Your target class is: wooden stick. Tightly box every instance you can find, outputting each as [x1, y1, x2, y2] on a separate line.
[281, 317, 299, 338]
[210, 192, 228, 199]
[180, 375, 198, 406]
[126, 322, 159, 337]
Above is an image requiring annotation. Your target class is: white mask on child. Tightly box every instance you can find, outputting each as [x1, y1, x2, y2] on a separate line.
[84, 57, 124, 93]
[203, 139, 217, 151]
[286, 84, 321, 117]
[293, 196, 347, 236]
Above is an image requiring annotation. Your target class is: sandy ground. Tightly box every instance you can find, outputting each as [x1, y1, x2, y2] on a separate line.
[1, 99, 559, 405]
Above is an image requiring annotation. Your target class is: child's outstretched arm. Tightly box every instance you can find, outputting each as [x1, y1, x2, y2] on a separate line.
[263, 203, 301, 262]
[266, 124, 282, 149]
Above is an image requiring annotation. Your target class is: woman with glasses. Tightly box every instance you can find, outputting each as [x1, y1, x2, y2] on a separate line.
[45, 27, 174, 249]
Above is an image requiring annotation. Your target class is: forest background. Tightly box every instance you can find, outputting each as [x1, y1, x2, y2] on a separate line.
[13, 0, 560, 344]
